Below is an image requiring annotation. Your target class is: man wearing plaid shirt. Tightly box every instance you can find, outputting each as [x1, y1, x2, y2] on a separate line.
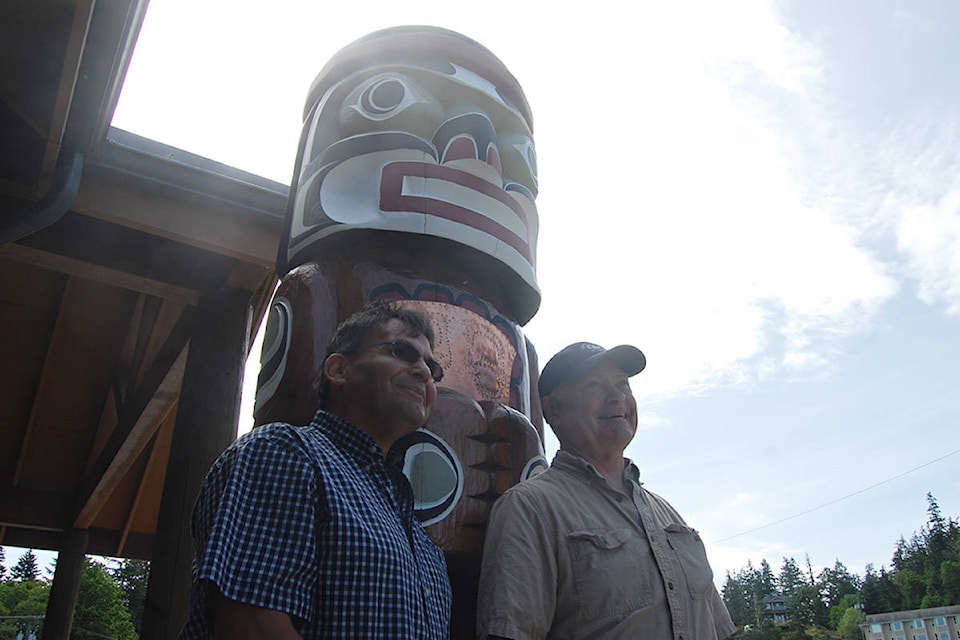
[179, 303, 452, 639]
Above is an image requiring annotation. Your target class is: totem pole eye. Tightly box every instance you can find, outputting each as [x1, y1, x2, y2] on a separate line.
[515, 138, 538, 183]
[353, 76, 419, 120]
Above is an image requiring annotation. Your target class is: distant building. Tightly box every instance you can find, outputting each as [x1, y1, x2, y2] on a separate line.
[859, 605, 960, 640]
[763, 594, 794, 626]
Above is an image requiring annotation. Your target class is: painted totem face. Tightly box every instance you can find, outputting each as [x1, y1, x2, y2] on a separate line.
[284, 42, 540, 305]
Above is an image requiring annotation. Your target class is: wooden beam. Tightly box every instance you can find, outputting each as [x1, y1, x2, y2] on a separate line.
[39, 0, 97, 189]
[74, 171, 281, 267]
[74, 349, 185, 529]
[142, 288, 252, 640]
[0, 486, 72, 531]
[117, 427, 167, 557]
[73, 306, 197, 528]
[0, 243, 202, 305]
[12, 276, 74, 485]
[41, 528, 89, 640]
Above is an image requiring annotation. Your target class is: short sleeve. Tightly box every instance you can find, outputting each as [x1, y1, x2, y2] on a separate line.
[476, 488, 557, 640]
[192, 431, 324, 622]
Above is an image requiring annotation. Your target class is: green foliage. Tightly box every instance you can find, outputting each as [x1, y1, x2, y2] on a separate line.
[0, 578, 49, 638]
[723, 560, 779, 627]
[941, 559, 960, 603]
[818, 560, 860, 611]
[723, 571, 752, 627]
[72, 559, 137, 640]
[859, 564, 901, 614]
[721, 492, 960, 637]
[109, 558, 150, 634]
[828, 594, 857, 630]
[837, 606, 865, 640]
[792, 584, 826, 627]
[10, 550, 40, 582]
[778, 557, 806, 597]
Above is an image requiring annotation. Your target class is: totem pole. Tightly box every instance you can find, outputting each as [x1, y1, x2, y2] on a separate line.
[253, 26, 545, 637]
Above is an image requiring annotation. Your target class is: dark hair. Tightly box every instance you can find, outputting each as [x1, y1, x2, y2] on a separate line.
[318, 302, 435, 407]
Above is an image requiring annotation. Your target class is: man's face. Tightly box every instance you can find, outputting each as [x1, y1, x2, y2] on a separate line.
[344, 319, 439, 435]
[544, 360, 638, 458]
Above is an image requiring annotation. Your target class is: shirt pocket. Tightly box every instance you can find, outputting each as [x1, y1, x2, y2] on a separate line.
[664, 523, 714, 600]
[565, 527, 654, 620]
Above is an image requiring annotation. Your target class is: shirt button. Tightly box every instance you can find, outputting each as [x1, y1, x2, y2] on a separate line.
[668, 582, 675, 590]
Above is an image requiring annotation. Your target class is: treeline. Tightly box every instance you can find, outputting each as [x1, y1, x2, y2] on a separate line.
[721, 493, 960, 640]
[0, 547, 149, 640]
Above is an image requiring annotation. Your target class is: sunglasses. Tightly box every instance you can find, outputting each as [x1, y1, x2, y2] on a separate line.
[363, 340, 444, 383]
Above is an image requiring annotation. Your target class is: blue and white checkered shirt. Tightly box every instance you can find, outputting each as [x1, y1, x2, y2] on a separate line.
[178, 410, 451, 639]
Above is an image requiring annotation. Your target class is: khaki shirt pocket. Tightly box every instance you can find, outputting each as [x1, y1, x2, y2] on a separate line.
[565, 527, 654, 620]
[664, 523, 714, 599]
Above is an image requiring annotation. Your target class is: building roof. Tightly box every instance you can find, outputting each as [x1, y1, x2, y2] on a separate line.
[1, 0, 285, 558]
[863, 604, 960, 625]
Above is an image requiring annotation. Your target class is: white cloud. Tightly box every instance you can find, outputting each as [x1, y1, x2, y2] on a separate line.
[898, 190, 960, 314]
[526, 0, 895, 402]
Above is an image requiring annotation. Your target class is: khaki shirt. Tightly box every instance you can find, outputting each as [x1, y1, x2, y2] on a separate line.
[477, 451, 736, 640]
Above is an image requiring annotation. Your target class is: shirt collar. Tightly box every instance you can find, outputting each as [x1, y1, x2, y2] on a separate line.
[553, 449, 643, 486]
[311, 409, 387, 467]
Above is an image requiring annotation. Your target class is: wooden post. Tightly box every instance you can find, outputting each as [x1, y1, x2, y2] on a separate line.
[41, 528, 88, 640]
[140, 288, 252, 640]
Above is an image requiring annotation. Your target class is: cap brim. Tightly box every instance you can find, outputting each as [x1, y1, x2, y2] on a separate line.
[574, 344, 646, 378]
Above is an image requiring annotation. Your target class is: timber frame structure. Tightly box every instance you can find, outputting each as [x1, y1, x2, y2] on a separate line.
[1, 1, 285, 637]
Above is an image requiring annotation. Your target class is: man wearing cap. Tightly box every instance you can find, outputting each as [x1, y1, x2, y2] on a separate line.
[476, 342, 735, 640]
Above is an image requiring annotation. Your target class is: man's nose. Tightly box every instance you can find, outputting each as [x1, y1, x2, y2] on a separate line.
[409, 357, 432, 381]
[604, 384, 628, 400]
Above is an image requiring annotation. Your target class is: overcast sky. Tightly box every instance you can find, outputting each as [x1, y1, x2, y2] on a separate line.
[44, 0, 956, 586]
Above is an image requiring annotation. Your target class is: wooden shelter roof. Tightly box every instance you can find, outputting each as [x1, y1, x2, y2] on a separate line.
[1, 0, 286, 559]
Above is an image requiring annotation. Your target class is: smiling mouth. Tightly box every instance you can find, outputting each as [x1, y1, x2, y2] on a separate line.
[399, 385, 426, 403]
[599, 413, 632, 424]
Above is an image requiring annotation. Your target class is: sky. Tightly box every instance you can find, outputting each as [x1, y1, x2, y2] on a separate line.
[9, 0, 952, 587]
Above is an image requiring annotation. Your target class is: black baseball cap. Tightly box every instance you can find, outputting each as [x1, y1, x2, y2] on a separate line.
[538, 342, 646, 398]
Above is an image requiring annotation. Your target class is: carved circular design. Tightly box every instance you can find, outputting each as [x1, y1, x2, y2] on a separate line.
[399, 428, 463, 526]
[361, 77, 406, 115]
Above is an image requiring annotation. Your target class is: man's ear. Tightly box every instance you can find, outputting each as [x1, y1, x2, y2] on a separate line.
[323, 353, 349, 387]
[540, 394, 553, 424]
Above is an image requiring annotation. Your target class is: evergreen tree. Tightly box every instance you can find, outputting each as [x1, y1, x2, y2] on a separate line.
[742, 560, 776, 627]
[720, 493, 960, 638]
[860, 564, 899, 614]
[940, 560, 960, 604]
[818, 560, 860, 611]
[722, 571, 750, 628]
[10, 549, 40, 582]
[0, 546, 6, 582]
[889, 493, 960, 608]
[72, 558, 137, 640]
[778, 557, 806, 599]
[110, 558, 150, 633]
[792, 583, 826, 627]
[0, 577, 49, 638]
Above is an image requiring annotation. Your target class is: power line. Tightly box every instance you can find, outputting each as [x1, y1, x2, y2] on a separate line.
[710, 446, 960, 544]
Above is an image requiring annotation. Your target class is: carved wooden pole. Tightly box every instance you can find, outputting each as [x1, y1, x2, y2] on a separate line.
[254, 27, 545, 638]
